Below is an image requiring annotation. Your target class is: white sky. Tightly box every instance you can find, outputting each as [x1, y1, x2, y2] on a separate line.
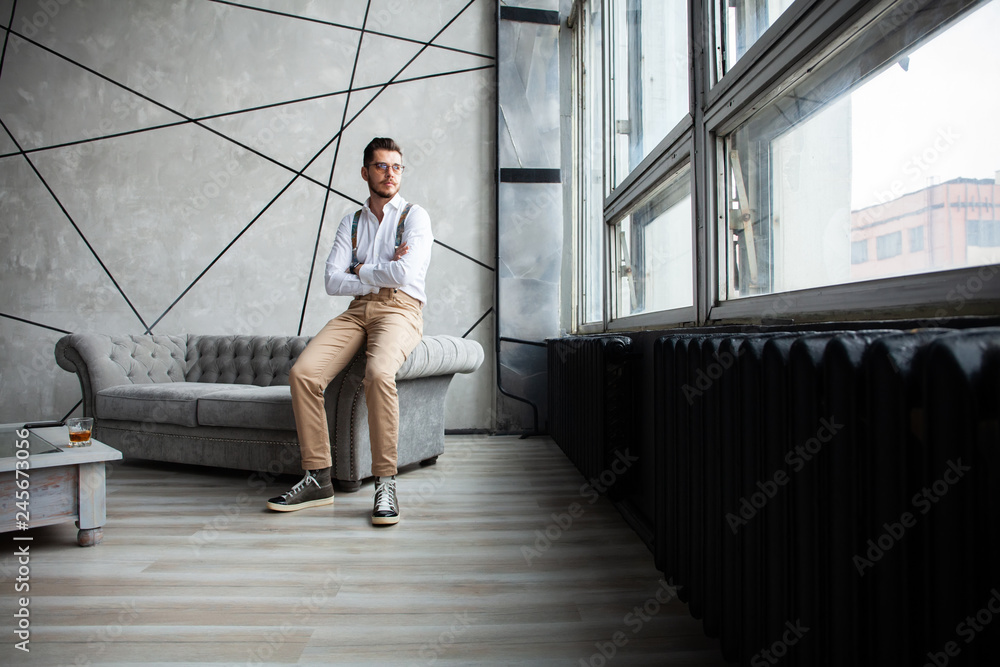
[850, 0, 1000, 209]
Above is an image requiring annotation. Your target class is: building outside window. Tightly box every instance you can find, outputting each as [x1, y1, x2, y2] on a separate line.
[851, 177, 1000, 280]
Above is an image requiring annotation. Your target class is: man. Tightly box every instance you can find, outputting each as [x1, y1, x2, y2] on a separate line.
[267, 137, 433, 526]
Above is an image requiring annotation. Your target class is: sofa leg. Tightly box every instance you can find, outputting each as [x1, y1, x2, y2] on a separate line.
[420, 456, 439, 467]
[335, 479, 362, 493]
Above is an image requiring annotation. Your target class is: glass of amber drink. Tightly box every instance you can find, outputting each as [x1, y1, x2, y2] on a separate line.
[66, 417, 94, 446]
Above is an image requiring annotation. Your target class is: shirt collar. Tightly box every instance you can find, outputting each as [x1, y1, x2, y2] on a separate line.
[362, 193, 405, 214]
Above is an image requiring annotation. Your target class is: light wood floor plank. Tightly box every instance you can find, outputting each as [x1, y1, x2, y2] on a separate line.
[1, 435, 729, 666]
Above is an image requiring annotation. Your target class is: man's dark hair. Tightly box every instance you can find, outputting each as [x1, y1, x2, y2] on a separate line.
[363, 137, 403, 166]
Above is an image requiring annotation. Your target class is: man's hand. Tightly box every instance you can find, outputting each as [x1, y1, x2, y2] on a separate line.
[347, 244, 406, 275]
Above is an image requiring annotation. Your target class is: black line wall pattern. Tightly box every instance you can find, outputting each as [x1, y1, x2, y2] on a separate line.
[0, 0, 497, 429]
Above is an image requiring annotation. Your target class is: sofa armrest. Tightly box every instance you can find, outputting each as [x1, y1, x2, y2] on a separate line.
[397, 335, 484, 380]
[55, 334, 189, 416]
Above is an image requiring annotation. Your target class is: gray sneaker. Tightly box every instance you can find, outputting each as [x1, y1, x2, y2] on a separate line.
[267, 468, 334, 512]
[372, 476, 399, 525]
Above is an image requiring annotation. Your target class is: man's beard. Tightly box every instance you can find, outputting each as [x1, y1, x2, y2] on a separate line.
[372, 181, 398, 199]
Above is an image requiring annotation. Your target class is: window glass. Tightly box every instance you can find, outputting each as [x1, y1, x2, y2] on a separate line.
[608, 0, 688, 190]
[721, 0, 1000, 299]
[612, 164, 693, 318]
[715, 0, 795, 81]
[876, 231, 903, 260]
[851, 240, 868, 265]
[967, 219, 1000, 248]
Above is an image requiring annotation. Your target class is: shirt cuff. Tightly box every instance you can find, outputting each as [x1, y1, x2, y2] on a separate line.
[358, 264, 375, 286]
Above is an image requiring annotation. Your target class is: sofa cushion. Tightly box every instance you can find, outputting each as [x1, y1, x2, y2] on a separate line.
[97, 383, 256, 427]
[197, 386, 296, 431]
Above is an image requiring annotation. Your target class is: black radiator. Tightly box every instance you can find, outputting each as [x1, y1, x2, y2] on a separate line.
[652, 327, 1000, 666]
[547, 335, 636, 500]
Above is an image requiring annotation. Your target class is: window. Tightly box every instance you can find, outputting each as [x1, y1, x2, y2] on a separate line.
[607, 0, 689, 190]
[967, 219, 1000, 247]
[851, 240, 868, 265]
[876, 231, 903, 260]
[610, 164, 693, 320]
[713, 0, 796, 82]
[720, 0, 1000, 299]
[611, 164, 694, 318]
[573, 0, 605, 326]
[569, 0, 1000, 332]
[966, 218, 1000, 266]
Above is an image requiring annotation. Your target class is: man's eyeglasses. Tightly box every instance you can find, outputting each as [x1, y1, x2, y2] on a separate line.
[367, 162, 405, 174]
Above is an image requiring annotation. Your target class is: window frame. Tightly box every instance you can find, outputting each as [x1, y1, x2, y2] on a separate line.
[876, 232, 903, 261]
[570, 0, 607, 334]
[705, 0, 1000, 324]
[567, 0, 1000, 333]
[607, 149, 698, 330]
[601, 0, 698, 330]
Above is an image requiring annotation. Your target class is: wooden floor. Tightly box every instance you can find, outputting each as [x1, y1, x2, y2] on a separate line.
[2, 435, 728, 666]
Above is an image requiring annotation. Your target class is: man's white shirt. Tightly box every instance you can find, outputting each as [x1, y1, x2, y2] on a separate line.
[324, 193, 433, 304]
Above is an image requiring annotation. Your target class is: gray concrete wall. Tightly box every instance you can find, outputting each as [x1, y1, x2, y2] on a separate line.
[0, 0, 497, 430]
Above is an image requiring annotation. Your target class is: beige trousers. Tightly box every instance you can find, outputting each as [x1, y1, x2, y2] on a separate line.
[289, 287, 423, 476]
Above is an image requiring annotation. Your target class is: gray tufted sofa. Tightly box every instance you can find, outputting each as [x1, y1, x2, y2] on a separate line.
[55, 333, 484, 491]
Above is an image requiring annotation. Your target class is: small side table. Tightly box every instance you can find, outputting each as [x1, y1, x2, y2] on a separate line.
[0, 424, 123, 546]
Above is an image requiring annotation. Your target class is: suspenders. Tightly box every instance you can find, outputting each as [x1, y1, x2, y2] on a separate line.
[351, 203, 413, 267]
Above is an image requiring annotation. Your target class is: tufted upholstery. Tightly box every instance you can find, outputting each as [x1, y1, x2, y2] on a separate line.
[184, 335, 310, 386]
[55, 334, 187, 394]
